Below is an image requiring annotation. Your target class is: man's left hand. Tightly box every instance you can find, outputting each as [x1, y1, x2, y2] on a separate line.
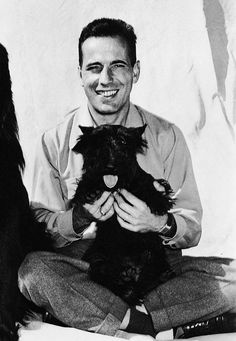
[114, 189, 167, 233]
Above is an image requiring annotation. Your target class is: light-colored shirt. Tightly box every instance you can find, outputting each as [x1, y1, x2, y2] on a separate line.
[31, 103, 202, 249]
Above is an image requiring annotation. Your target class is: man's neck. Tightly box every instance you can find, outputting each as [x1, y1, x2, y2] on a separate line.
[87, 103, 130, 126]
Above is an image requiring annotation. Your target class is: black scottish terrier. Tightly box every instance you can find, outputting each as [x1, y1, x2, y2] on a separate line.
[71, 124, 175, 305]
[0, 44, 51, 341]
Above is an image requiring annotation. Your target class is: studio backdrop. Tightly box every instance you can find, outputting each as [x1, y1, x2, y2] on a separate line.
[0, 0, 235, 258]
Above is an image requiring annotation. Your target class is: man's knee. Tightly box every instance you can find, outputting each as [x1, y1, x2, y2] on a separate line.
[18, 251, 51, 295]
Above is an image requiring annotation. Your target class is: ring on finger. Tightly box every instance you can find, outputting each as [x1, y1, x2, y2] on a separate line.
[100, 208, 106, 216]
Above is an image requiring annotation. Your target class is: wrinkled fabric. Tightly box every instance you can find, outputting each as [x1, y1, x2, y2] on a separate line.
[0, 0, 235, 257]
[18, 242, 236, 334]
[30, 103, 202, 250]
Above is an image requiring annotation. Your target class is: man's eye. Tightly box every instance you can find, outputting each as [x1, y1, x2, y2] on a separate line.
[87, 66, 102, 73]
[111, 64, 125, 70]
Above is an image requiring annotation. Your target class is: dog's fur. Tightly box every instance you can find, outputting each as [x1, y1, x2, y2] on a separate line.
[0, 43, 52, 341]
[71, 124, 175, 305]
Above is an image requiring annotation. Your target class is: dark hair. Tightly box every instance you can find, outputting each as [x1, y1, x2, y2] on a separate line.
[79, 18, 137, 67]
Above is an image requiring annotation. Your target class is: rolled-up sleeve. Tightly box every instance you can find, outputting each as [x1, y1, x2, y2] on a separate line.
[161, 125, 203, 249]
[30, 132, 81, 248]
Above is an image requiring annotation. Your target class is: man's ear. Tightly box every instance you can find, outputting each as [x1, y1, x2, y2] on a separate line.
[132, 60, 140, 84]
[78, 66, 84, 87]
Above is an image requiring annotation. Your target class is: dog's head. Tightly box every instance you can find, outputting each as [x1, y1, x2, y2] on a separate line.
[73, 124, 147, 189]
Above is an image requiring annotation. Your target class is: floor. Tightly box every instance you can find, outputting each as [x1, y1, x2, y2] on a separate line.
[19, 321, 236, 341]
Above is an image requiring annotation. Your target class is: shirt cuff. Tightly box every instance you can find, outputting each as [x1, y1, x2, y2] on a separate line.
[160, 213, 186, 248]
[55, 209, 83, 241]
[55, 209, 98, 242]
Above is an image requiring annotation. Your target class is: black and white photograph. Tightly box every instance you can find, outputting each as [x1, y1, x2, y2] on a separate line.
[0, 1, 236, 340]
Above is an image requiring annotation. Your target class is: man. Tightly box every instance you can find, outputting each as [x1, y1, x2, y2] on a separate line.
[18, 18, 236, 339]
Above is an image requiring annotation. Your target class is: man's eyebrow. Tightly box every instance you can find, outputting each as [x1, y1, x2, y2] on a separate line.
[111, 60, 129, 65]
[85, 60, 129, 69]
[85, 62, 102, 68]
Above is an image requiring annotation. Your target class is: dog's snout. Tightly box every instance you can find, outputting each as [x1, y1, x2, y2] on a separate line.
[105, 164, 117, 174]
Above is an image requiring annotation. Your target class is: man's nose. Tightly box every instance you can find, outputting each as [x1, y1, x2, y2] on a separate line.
[99, 66, 113, 85]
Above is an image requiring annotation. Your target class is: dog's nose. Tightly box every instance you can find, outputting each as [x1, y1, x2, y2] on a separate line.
[105, 165, 117, 174]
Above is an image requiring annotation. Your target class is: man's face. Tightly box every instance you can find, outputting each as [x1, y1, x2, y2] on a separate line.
[80, 36, 140, 116]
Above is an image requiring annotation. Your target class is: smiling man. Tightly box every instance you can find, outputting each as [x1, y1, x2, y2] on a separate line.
[18, 18, 236, 339]
[80, 34, 139, 121]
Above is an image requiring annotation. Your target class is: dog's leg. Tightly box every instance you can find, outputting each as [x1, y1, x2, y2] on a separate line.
[0, 205, 27, 341]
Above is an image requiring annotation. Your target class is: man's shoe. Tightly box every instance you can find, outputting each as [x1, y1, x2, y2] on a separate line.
[174, 312, 236, 339]
[124, 307, 156, 338]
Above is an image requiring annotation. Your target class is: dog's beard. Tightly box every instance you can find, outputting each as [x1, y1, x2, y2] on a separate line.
[73, 164, 138, 206]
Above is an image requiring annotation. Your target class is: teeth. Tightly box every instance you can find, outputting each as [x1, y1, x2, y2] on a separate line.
[97, 90, 117, 97]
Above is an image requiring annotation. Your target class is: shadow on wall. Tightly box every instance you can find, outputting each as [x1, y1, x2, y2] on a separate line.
[203, 0, 229, 100]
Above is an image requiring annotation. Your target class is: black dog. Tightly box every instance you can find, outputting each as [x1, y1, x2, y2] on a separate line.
[71, 124, 175, 305]
[0, 44, 51, 341]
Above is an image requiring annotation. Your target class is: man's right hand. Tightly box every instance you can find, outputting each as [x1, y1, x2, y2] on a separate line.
[84, 191, 115, 221]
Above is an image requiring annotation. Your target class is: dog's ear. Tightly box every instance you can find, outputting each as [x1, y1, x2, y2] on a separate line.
[130, 124, 147, 137]
[128, 124, 147, 153]
[72, 139, 85, 154]
[79, 125, 94, 135]
[135, 124, 147, 136]
[73, 131, 91, 154]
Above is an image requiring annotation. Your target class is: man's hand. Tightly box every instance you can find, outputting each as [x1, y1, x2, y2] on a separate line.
[114, 188, 168, 233]
[84, 191, 115, 221]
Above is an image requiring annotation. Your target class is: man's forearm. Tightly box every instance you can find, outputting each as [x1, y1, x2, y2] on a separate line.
[160, 209, 202, 249]
[31, 205, 88, 248]
[72, 203, 95, 234]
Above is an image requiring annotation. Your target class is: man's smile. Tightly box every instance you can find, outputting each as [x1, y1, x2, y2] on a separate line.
[81, 36, 140, 116]
[96, 89, 119, 98]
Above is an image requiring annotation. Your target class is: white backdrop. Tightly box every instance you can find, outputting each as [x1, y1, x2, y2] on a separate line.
[1, 0, 236, 258]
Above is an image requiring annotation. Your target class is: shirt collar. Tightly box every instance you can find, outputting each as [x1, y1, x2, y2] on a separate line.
[69, 102, 144, 150]
[126, 103, 144, 127]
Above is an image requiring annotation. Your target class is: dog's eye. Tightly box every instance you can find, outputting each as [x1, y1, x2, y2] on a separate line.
[120, 137, 127, 145]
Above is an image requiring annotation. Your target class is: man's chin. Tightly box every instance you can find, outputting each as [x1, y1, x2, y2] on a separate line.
[95, 104, 120, 115]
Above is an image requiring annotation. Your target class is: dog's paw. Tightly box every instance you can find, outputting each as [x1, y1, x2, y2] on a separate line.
[120, 263, 141, 283]
[155, 179, 173, 195]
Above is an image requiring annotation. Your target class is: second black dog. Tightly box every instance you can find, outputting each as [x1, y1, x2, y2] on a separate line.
[71, 124, 175, 305]
[0, 43, 52, 341]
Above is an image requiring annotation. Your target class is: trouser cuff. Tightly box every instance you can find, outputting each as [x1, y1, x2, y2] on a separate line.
[96, 295, 128, 336]
[145, 289, 172, 332]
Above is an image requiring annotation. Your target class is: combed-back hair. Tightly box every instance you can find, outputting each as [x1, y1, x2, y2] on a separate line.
[0, 43, 25, 171]
[79, 18, 137, 67]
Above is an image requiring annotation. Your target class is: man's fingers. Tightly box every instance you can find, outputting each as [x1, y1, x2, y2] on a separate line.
[118, 189, 145, 209]
[114, 192, 137, 216]
[97, 191, 113, 205]
[116, 215, 136, 232]
[114, 202, 137, 225]
[100, 194, 114, 215]
[100, 206, 114, 221]
[93, 191, 113, 216]
[84, 191, 113, 219]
